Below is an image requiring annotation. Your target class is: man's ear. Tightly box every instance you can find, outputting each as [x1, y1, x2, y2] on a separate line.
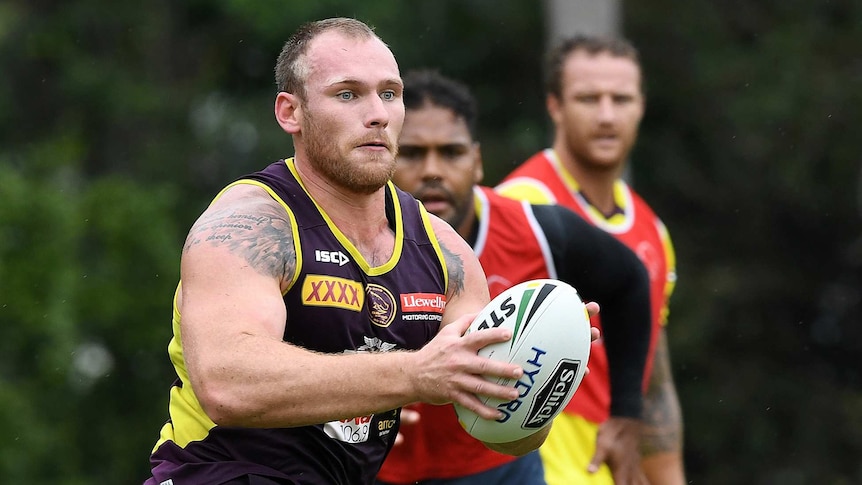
[472, 142, 484, 185]
[546, 94, 562, 124]
[275, 92, 301, 134]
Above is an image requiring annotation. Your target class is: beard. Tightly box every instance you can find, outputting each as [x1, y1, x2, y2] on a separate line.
[302, 107, 397, 195]
[415, 180, 473, 232]
[564, 130, 624, 173]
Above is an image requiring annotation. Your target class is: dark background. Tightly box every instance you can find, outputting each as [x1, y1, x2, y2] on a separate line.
[2, 1, 860, 483]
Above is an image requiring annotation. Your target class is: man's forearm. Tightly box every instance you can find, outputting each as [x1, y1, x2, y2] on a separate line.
[640, 329, 686, 483]
[642, 452, 686, 485]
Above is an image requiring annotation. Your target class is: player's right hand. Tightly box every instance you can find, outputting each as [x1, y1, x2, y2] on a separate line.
[408, 312, 523, 421]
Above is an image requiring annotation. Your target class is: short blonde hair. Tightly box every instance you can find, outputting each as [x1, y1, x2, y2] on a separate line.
[274, 18, 379, 100]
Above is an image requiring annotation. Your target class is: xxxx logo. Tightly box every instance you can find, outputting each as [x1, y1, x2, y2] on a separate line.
[302, 275, 365, 312]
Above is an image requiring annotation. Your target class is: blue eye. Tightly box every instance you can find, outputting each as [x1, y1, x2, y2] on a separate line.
[381, 91, 395, 101]
[338, 92, 355, 101]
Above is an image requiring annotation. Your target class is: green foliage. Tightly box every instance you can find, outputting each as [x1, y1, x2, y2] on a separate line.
[627, 1, 862, 482]
[2, 0, 861, 482]
[0, 161, 180, 482]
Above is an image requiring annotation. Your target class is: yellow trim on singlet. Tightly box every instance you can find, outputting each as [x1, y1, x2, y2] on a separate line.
[285, 158, 404, 277]
[495, 177, 558, 205]
[475, 191, 485, 219]
[417, 202, 449, 295]
[657, 219, 677, 326]
[171, 282, 182, 325]
[153, 281, 217, 451]
[543, 149, 635, 233]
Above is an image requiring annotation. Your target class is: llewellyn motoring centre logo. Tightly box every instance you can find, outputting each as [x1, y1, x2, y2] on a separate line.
[400, 293, 446, 313]
[523, 359, 581, 429]
[400, 292, 446, 322]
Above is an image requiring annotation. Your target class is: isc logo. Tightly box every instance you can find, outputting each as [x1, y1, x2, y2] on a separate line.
[315, 249, 350, 266]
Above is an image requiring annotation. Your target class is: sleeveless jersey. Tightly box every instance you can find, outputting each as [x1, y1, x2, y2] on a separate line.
[148, 159, 449, 485]
[377, 186, 556, 482]
[496, 148, 676, 424]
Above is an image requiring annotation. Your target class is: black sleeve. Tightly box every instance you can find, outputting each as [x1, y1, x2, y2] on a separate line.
[530, 204, 651, 418]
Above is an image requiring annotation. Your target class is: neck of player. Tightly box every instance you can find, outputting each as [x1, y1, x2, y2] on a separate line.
[554, 142, 624, 216]
[294, 158, 394, 263]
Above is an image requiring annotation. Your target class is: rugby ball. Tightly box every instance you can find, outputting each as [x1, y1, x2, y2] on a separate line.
[453, 279, 591, 443]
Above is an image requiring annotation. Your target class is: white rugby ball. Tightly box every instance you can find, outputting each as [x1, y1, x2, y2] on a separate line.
[454, 278, 591, 443]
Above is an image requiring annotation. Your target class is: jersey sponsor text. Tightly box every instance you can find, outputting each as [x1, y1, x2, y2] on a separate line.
[302, 275, 364, 312]
[524, 359, 580, 429]
[400, 293, 446, 313]
[496, 347, 547, 423]
[315, 249, 350, 266]
[324, 415, 374, 444]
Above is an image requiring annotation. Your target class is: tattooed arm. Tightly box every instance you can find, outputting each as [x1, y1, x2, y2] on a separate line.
[180, 185, 523, 429]
[640, 329, 687, 484]
[427, 214, 490, 329]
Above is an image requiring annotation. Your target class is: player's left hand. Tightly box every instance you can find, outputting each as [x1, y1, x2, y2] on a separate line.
[588, 416, 649, 485]
[584, 301, 600, 376]
[393, 406, 421, 446]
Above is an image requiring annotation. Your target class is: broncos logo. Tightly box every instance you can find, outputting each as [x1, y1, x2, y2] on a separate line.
[366, 283, 396, 327]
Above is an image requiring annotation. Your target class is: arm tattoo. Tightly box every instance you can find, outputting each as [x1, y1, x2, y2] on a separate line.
[183, 200, 296, 281]
[439, 241, 465, 298]
[640, 330, 684, 456]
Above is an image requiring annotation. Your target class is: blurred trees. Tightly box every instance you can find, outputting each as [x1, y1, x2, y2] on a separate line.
[627, 2, 862, 482]
[1, 0, 860, 483]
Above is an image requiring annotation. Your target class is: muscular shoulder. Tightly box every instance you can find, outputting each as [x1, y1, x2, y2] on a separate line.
[427, 215, 489, 313]
[183, 184, 296, 288]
